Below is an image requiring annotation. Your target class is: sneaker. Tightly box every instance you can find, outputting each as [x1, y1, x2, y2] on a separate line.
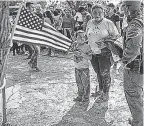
[73, 97, 82, 102]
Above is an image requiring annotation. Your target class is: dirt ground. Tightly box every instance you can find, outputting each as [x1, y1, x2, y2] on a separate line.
[0, 50, 132, 126]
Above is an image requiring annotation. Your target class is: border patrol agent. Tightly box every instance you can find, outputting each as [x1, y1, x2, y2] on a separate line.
[122, 0, 143, 126]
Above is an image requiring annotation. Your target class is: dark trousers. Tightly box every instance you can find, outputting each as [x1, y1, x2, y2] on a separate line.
[91, 48, 112, 93]
[124, 69, 143, 126]
[75, 68, 90, 99]
[24, 44, 33, 58]
[29, 45, 39, 68]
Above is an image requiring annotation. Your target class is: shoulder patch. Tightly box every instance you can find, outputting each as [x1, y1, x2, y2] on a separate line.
[127, 20, 142, 38]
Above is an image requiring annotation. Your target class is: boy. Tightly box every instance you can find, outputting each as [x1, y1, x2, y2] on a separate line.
[72, 30, 92, 102]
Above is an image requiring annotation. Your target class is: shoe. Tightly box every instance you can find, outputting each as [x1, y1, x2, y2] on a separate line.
[96, 92, 109, 103]
[73, 97, 82, 102]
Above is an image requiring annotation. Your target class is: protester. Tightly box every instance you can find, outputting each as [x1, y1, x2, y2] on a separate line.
[86, 4, 119, 102]
[53, 10, 63, 33]
[87, 3, 93, 15]
[62, 9, 74, 39]
[72, 30, 92, 102]
[35, 5, 43, 19]
[81, 7, 92, 31]
[106, 3, 121, 33]
[44, 10, 54, 25]
[26, 2, 40, 71]
[74, 7, 84, 31]
[122, 0, 143, 126]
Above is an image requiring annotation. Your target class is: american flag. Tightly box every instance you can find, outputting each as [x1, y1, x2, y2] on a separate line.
[13, 6, 72, 51]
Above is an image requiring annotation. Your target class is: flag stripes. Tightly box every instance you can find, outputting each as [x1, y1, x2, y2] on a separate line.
[14, 25, 70, 48]
[13, 27, 69, 51]
[13, 6, 72, 51]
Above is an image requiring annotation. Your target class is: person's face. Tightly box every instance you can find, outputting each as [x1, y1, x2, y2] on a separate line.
[77, 32, 85, 44]
[49, 6, 54, 12]
[36, 8, 41, 13]
[27, 4, 34, 12]
[65, 10, 70, 15]
[92, 8, 104, 21]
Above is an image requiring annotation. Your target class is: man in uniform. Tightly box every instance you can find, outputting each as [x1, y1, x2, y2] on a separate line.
[122, 0, 143, 126]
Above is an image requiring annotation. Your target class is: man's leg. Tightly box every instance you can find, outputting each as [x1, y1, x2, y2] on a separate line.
[25, 44, 33, 59]
[31, 45, 40, 71]
[124, 69, 143, 126]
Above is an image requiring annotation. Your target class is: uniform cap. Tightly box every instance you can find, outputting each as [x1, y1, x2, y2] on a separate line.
[123, 0, 141, 11]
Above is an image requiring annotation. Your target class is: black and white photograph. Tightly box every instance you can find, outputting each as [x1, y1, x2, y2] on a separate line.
[0, 0, 143, 126]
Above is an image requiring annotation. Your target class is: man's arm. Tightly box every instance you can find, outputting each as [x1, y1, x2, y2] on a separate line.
[122, 20, 143, 64]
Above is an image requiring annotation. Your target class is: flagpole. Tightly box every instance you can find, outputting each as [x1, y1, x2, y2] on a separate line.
[2, 78, 6, 126]
[0, 2, 24, 126]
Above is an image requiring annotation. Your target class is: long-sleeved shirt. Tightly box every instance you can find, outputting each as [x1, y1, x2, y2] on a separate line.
[122, 18, 143, 64]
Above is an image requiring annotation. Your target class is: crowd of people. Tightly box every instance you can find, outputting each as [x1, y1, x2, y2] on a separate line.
[9, 1, 143, 126]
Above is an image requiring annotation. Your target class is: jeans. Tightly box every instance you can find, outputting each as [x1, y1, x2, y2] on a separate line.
[91, 48, 112, 93]
[75, 68, 90, 99]
[29, 45, 39, 68]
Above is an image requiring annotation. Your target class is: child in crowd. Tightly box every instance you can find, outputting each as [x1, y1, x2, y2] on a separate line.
[71, 30, 92, 102]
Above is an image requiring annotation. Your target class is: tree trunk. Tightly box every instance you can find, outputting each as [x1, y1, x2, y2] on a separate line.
[0, 1, 10, 88]
[0, 1, 10, 126]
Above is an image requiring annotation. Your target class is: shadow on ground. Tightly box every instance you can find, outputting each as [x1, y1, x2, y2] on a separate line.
[52, 99, 112, 126]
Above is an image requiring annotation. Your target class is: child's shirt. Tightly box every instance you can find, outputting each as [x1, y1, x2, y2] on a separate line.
[73, 42, 92, 69]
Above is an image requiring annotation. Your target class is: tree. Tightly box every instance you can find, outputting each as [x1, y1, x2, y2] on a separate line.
[0, 1, 11, 126]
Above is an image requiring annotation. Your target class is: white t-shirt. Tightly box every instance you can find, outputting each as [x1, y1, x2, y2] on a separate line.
[86, 18, 119, 54]
[74, 12, 83, 22]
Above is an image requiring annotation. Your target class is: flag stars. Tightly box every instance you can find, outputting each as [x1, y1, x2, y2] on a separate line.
[18, 7, 43, 30]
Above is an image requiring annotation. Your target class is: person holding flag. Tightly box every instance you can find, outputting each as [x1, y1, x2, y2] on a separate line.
[12, 2, 72, 70]
[25, 2, 40, 72]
